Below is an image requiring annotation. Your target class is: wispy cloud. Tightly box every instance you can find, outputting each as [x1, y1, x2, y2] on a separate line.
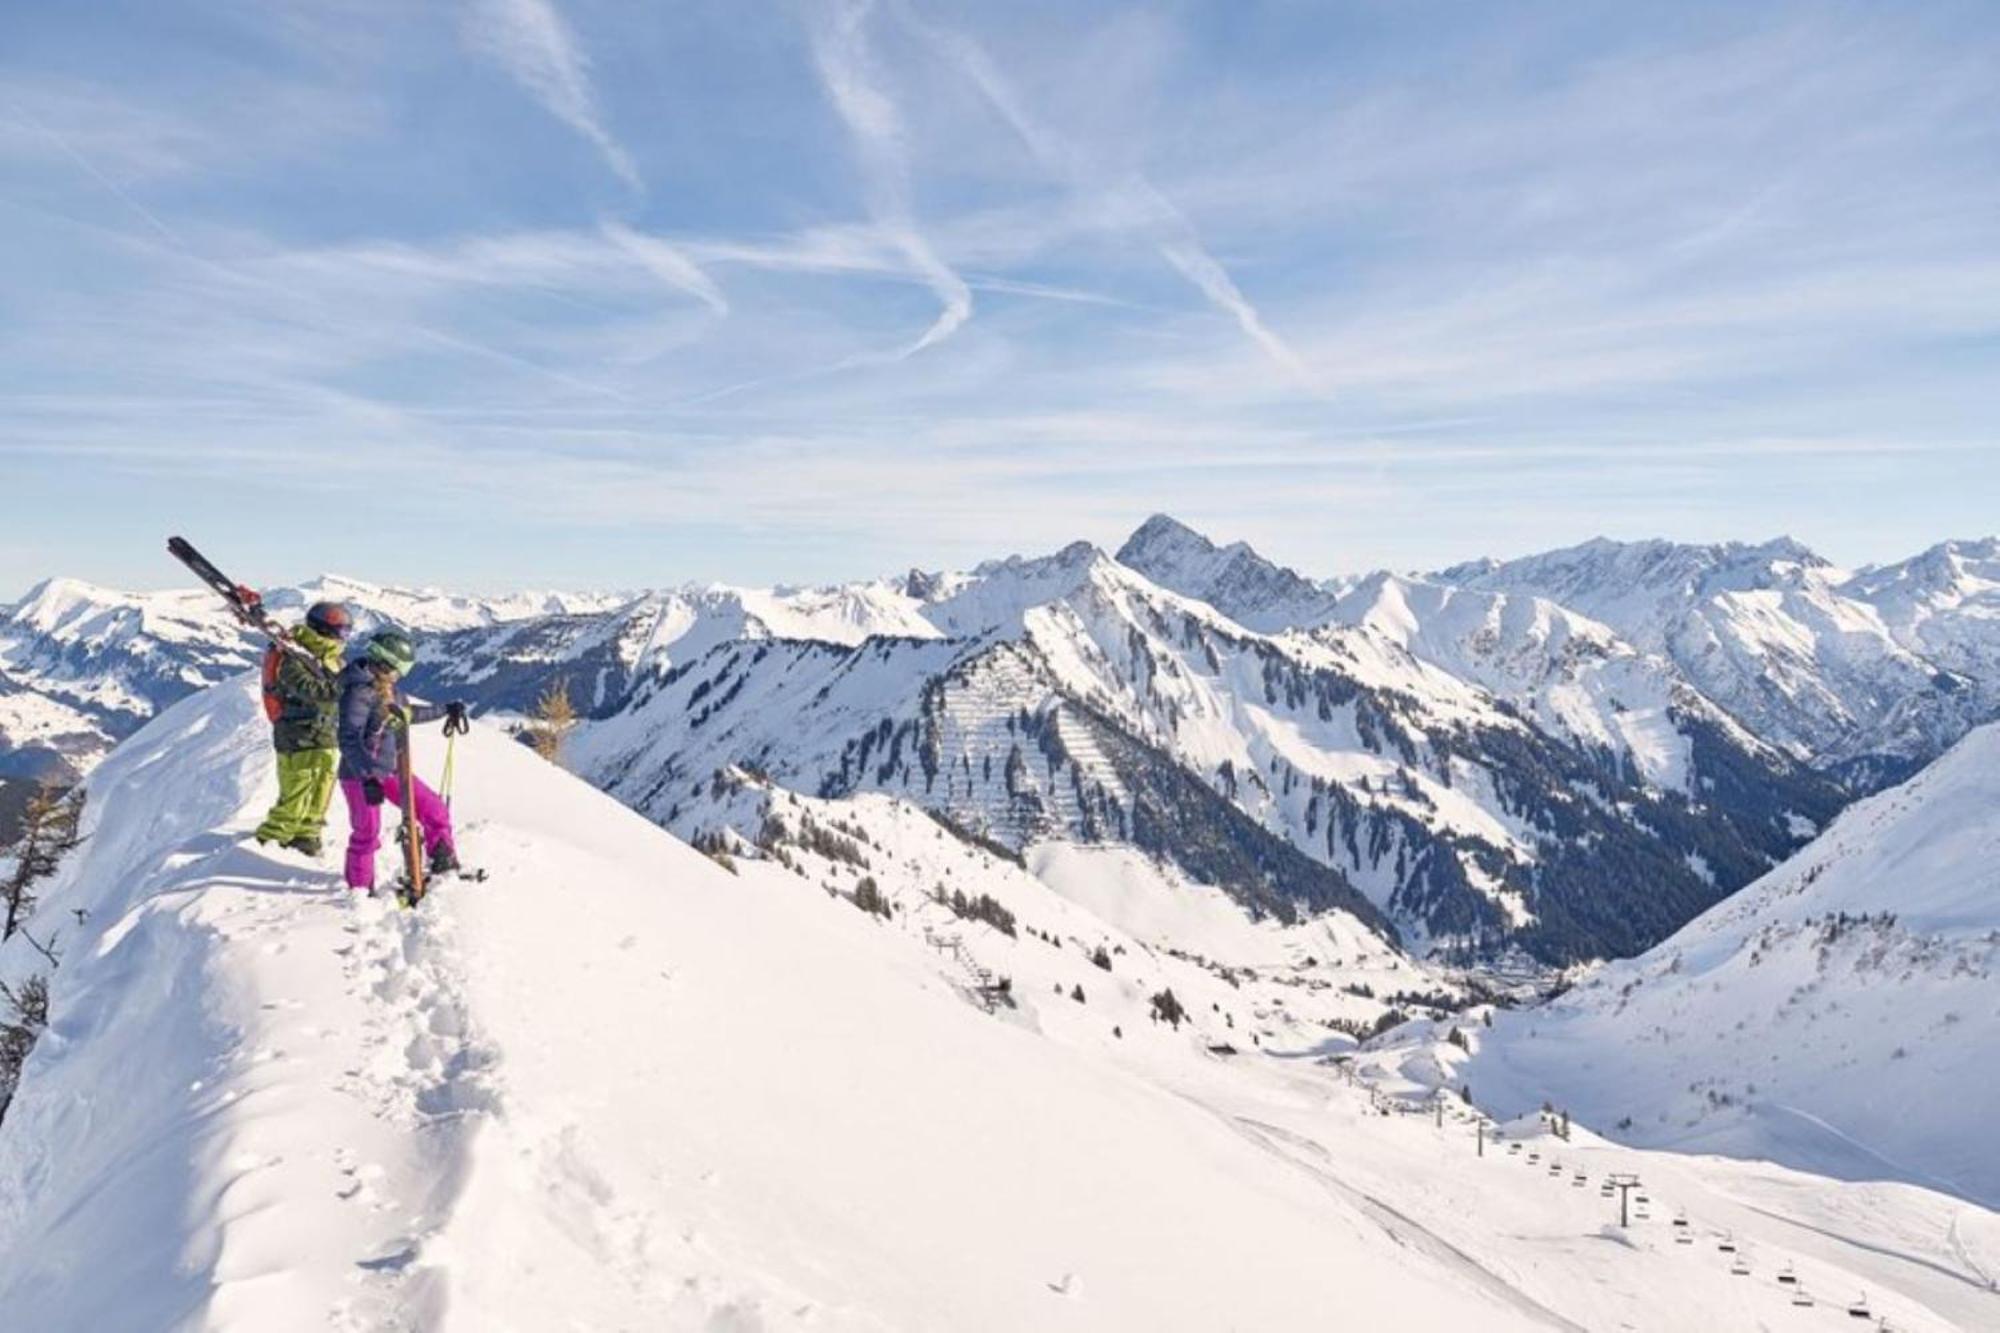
[909, 13, 1318, 391]
[463, 0, 641, 191]
[5, 1, 1998, 593]
[602, 222, 728, 315]
[808, 0, 972, 358]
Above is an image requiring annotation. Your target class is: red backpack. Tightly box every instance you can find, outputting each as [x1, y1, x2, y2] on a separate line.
[261, 643, 285, 722]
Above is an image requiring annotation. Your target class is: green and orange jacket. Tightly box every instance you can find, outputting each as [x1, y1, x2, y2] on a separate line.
[267, 626, 345, 754]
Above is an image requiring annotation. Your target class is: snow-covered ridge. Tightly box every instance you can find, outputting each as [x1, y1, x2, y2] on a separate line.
[1318, 570, 1768, 793]
[275, 575, 635, 633]
[571, 545, 1831, 963]
[1435, 533, 2000, 774]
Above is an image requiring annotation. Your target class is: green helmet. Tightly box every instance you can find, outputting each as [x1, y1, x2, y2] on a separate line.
[365, 630, 416, 677]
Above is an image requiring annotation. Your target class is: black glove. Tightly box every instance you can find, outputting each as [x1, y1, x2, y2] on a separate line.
[363, 777, 384, 806]
[443, 700, 471, 735]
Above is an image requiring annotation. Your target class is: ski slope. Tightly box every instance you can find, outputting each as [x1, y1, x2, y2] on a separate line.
[2, 678, 1994, 1330]
[1435, 722, 2000, 1211]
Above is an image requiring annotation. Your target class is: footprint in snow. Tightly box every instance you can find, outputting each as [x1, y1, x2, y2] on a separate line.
[355, 1242, 419, 1273]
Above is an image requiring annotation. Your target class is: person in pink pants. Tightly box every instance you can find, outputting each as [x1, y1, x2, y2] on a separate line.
[335, 630, 468, 893]
[340, 773, 454, 892]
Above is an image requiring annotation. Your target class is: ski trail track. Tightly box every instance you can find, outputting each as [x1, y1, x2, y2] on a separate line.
[1221, 1110, 1588, 1332]
[330, 880, 498, 1328]
[187, 836, 498, 1331]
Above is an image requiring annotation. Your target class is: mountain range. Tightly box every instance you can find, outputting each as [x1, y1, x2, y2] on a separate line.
[4, 519, 1996, 968]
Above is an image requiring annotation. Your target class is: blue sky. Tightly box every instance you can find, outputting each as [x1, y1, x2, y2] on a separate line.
[3, 0, 1997, 597]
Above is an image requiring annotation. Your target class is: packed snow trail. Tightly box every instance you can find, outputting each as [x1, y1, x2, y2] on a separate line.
[0, 679, 1524, 1330]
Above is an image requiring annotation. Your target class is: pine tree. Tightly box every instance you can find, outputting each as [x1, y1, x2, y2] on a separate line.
[0, 786, 81, 1127]
[851, 876, 891, 919]
[0, 973, 50, 1123]
[3, 785, 83, 943]
[527, 678, 578, 766]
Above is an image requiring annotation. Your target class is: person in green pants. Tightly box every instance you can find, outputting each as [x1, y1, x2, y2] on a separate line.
[254, 601, 353, 856]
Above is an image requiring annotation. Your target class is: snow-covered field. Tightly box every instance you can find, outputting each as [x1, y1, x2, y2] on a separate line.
[3, 678, 1996, 1330]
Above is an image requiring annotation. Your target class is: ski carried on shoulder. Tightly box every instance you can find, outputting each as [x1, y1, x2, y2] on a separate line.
[168, 535, 283, 634]
[166, 535, 328, 675]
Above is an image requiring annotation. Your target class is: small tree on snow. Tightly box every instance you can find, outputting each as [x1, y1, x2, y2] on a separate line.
[3, 786, 84, 942]
[0, 973, 50, 1123]
[527, 678, 578, 766]
[851, 876, 891, 919]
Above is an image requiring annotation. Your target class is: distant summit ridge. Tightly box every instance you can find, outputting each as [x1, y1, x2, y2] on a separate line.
[1116, 514, 1340, 632]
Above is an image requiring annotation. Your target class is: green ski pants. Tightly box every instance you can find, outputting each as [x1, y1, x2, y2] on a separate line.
[256, 748, 338, 844]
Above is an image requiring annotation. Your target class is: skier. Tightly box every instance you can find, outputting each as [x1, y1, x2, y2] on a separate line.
[336, 629, 469, 894]
[253, 600, 352, 856]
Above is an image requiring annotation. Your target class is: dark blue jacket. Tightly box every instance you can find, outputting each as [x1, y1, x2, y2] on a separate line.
[336, 660, 442, 781]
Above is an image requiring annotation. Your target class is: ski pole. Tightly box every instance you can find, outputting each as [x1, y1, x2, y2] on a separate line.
[440, 706, 470, 809]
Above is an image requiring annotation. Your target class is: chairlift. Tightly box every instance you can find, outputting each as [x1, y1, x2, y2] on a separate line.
[1674, 1231, 1694, 1246]
[1776, 1262, 1798, 1286]
[1846, 1292, 1871, 1319]
[1572, 1172, 1587, 1187]
[1730, 1256, 1751, 1277]
[1671, 1212, 1689, 1228]
[1790, 1288, 1814, 1308]
[1716, 1233, 1737, 1253]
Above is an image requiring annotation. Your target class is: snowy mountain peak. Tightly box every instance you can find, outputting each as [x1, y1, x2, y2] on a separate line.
[4, 576, 217, 638]
[1115, 515, 1338, 633]
[923, 540, 1117, 638]
[1846, 536, 2000, 602]
[1116, 513, 1225, 567]
[7, 575, 115, 623]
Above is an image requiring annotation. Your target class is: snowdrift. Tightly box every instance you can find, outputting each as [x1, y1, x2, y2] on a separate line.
[0, 677, 1528, 1331]
[1461, 722, 2000, 1207]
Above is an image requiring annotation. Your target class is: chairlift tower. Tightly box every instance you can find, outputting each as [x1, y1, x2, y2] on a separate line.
[1606, 1172, 1643, 1228]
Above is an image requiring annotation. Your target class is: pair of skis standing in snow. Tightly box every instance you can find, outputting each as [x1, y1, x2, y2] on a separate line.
[168, 538, 470, 905]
